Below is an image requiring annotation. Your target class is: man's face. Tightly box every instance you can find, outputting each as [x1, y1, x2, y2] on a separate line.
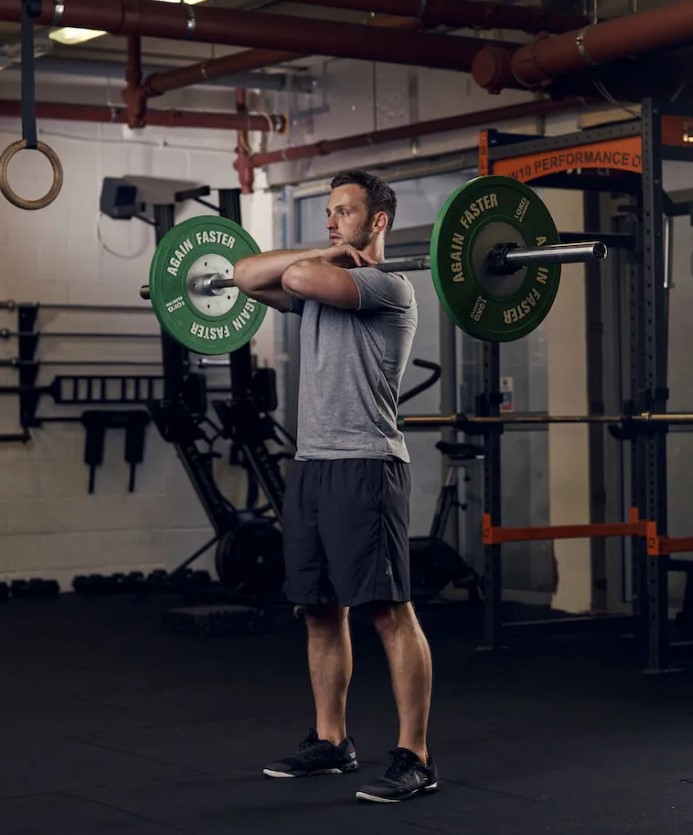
[325, 183, 374, 250]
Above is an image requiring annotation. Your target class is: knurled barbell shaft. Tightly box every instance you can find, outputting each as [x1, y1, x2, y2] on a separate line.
[488, 241, 608, 275]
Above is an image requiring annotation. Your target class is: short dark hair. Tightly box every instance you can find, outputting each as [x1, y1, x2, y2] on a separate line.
[330, 169, 397, 233]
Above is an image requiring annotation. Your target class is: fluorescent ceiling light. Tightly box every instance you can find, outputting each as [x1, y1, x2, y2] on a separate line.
[49, 0, 208, 46]
[49, 28, 107, 45]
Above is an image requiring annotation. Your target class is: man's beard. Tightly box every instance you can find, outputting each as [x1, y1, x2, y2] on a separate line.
[342, 221, 372, 251]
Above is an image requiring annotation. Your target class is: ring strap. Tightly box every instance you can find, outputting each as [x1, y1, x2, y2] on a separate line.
[20, 0, 40, 149]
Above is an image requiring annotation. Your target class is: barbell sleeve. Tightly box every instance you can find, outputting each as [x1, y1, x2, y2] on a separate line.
[191, 275, 236, 293]
[488, 241, 608, 275]
[140, 285, 150, 300]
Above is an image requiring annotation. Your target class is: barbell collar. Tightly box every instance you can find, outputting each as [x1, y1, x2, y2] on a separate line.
[488, 241, 608, 275]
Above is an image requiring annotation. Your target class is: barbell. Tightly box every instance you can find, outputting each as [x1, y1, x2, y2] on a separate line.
[139, 175, 608, 354]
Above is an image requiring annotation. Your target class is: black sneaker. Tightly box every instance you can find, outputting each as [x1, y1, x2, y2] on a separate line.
[355, 747, 438, 803]
[263, 729, 359, 778]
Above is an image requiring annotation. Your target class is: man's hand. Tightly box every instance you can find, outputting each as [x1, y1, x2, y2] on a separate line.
[319, 245, 379, 268]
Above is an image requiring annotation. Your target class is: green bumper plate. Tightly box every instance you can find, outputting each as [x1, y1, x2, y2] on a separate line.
[430, 175, 561, 342]
[148, 216, 266, 355]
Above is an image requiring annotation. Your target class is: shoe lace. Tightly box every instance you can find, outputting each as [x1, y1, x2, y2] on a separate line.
[298, 729, 321, 750]
[383, 748, 418, 781]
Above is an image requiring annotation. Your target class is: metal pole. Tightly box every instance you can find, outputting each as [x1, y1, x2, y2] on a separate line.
[482, 342, 502, 650]
[0, 359, 165, 368]
[0, 300, 149, 313]
[218, 188, 254, 399]
[399, 412, 693, 428]
[439, 305, 459, 552]
[0, 329, 160, 339]
[641, 98, 670, 673]
[153, 203, 187, 404]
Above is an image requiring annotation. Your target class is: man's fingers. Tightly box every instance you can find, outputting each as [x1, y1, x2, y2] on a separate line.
[323, 245, 378, 267]
[347, 247, 378, 267]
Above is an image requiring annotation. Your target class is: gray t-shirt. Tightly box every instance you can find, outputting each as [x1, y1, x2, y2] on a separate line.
[289, 267, 418, 462]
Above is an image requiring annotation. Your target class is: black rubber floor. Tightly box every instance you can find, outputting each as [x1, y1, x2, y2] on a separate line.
[3, 593, 693, 834]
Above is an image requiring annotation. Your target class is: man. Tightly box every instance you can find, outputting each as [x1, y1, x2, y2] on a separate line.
[234, 169, 437, 804]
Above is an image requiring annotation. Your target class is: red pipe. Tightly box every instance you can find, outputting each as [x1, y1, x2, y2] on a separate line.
[289, 0, 591, 35]
[122, 34, 146, 128]
[0, 100, 287, 131]
[475, 0, 693, 91]
[0, 0, 512, 72]
[142, 14, 422, 99]
[143, 49, 302, 98]
[234, 89, 254, 195]
[250, 97, 582, 167]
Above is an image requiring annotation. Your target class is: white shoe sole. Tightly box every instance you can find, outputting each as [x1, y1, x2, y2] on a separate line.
[263, 767, 352, 778]
[355, 782, 438, 803]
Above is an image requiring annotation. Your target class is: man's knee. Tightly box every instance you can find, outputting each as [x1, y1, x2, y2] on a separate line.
[369, 601, 415, 638]
[303, 603, 349, 631]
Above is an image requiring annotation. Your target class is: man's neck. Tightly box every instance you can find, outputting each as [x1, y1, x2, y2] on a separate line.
[364, 242, 385, 263]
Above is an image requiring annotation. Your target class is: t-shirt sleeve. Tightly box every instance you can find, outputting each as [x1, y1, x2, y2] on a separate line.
[347, 267, 414, 312]
[287, 297, 305, 315]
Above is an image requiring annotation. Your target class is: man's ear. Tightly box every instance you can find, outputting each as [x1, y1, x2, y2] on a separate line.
[372, 210, 388, 233]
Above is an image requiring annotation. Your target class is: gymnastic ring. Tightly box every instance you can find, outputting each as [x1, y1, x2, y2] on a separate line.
[0, 139, 64, 210]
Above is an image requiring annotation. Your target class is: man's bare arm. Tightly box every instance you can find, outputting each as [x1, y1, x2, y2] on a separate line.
[233, 249, 325, 311]
[234, 245, 376, 311]
[281, 246, 378, 309]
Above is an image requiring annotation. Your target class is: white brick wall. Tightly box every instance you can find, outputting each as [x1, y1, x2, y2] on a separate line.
[0, 118, 276, 589]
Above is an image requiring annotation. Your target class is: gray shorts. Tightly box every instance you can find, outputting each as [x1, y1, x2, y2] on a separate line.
[281, 458, 411, 607]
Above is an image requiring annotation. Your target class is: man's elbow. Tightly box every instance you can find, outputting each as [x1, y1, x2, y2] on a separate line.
[281, 262, 312, 297]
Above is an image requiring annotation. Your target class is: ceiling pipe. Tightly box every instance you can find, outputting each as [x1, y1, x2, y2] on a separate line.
[122, 34, 146, 128]
[0, 100, 287, 131]
[288, 0, 591, 35]
[141, 13, 423, 101]
[250, 97, 583, 167]
[473, 0, 693, 92]
[2, 58, 316, 93]
[234, 89, 254, 195]
[142, 49, 303, 98]
[0, 0, 517, 73]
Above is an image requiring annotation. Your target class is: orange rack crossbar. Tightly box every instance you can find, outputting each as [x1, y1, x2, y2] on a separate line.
[646, 522, 693, 556]
[483, 508, 646, 545]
